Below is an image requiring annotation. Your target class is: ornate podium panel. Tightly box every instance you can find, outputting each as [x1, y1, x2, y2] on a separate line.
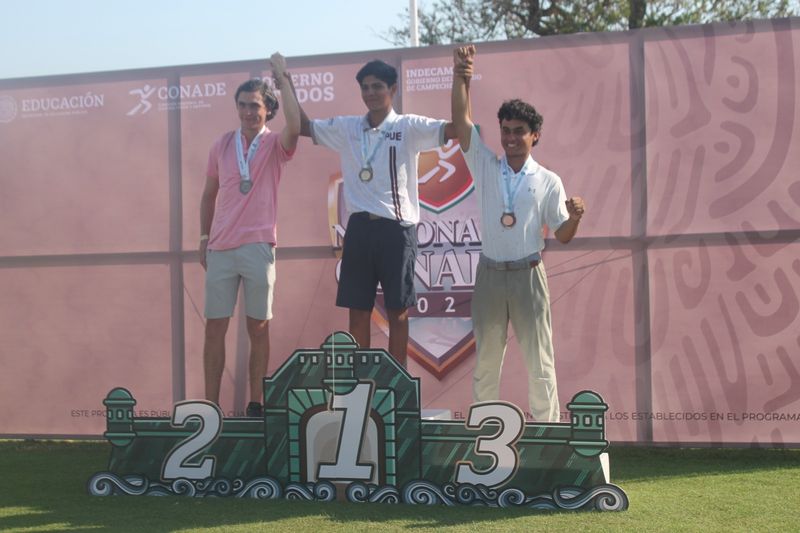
[89, 332, 628, 511]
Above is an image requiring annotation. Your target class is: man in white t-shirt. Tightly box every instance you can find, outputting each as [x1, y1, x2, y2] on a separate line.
[297, 59, 456, 366]
[451, 45, 585, 422]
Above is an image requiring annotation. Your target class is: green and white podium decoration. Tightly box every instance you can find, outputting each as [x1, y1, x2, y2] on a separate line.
[88, 332, 628, 511]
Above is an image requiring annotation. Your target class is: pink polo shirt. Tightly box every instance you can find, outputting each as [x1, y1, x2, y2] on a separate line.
[206, 128, 293, 250]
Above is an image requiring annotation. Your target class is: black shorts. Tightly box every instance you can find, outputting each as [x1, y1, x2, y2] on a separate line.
[336, 212, 417, 311]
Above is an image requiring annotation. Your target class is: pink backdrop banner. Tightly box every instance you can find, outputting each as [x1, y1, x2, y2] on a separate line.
[1, 18, 798, 444]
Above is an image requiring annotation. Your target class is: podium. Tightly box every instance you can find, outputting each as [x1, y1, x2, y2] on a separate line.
[89, 332, 628, 511]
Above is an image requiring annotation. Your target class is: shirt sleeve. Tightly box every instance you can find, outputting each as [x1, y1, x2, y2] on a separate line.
[404, 114, 448, 152]
[269, 131, 294, 163]
[460, 125, 495, 184]
[310, 116, 346, 152]
[543, 172, 570, 230]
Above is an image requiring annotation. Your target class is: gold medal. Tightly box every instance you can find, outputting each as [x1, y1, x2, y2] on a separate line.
[501, 212, 516, 228]
[359, 167, 373, 182]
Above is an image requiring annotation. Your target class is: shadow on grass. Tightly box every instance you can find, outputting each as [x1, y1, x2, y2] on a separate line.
[1, 441, 798, 532]
[0, 441, 559, 532]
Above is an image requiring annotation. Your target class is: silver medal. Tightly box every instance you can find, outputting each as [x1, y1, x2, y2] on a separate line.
[235, 126, 265, 196]
[359, 167, 374, 182]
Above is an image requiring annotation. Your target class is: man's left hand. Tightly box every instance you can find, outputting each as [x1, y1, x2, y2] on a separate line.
[566, 197, 585, 221]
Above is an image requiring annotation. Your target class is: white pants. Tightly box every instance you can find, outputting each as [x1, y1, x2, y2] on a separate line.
[471, 258, 560, 422]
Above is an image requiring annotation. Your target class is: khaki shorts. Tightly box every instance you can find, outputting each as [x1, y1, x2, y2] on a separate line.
[204, 242, 276, 320]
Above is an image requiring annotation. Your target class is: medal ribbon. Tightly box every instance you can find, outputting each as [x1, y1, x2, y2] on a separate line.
[360, 116, 395, 171]
[235, 126, 267, 184]
[500, 156, 533, 214]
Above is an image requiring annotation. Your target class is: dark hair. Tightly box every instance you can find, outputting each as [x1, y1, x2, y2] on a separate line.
[497, 99, 543, 145]
[356, 60, 398, 87]
[234, 78, 279, 120]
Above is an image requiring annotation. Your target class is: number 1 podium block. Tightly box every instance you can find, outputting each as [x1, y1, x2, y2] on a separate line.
[89, 332, 628, 511]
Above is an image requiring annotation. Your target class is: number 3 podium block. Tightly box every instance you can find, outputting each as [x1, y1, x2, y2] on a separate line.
[89, 332, 628, 511]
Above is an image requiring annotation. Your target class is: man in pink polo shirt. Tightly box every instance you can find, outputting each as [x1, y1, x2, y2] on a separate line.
[199, 53, 300, 418]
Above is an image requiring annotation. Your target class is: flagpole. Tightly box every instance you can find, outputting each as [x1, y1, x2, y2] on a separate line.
[409, 0, 419, 46]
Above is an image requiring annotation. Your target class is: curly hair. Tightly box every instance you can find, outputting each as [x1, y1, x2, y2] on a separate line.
[356, 60, 398, 87]
[234, 78, 279, 121]
[497, 99, 543, 143]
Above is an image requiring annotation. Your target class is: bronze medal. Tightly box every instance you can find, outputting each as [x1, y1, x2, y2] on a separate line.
[501, 212, 516, 228]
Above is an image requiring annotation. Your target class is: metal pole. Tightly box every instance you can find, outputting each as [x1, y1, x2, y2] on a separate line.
[409, 0, 419, 46]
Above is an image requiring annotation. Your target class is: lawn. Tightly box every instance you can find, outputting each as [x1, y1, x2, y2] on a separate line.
[0, 441, 798, 532]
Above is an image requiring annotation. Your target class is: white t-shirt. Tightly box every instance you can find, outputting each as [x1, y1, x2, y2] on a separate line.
[311, 109, 446, 225]
[462, 125, 569, 262]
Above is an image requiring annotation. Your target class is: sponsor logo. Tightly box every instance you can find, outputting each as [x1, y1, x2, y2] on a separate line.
[264, 71, 335, 103]
[12, 92, 104, 119]
[405, 65, 482, 92]
[0, 94, 17, 123]
[126, 84, 156, 115]
[418, 140, 474, 213]
[327, 140, 479, 378]
[126, 82, 227, 115]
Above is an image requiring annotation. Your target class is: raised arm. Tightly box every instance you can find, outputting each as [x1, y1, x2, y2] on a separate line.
[270, 53, 300, 152]
[451, 45, 476, 151]
[298, 98, 312, 138]
[276, 69, 313, 137]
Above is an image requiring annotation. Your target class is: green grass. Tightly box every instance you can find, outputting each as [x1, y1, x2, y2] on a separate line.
[0, 441, 798, 532]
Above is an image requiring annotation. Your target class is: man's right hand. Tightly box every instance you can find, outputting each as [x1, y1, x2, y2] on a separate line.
[453, 45, 476, 80]
[270, 52, 287, 82]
